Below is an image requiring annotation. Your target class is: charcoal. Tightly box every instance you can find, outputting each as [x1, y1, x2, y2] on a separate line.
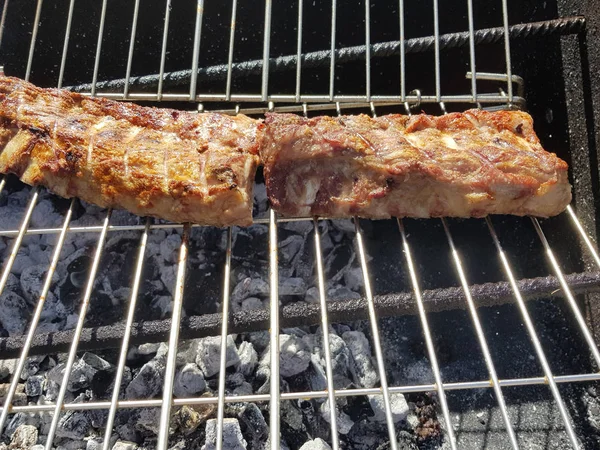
[171, 405, 208, 435]
[9, 424, 38, 449]
[158, 263, 177, 296]
[237, 341, 258, 377]
[320, 399, 354, 435]
[11, 251, 33, 277]
[241, 297, 263, 311]
[231, 278, 269, 304]
[298, 438, 332, 450]
[19, 264, 58, 305]
[56, 410, 91, 440]
[253, 183, 268, 216]
[279, 334, 311, 377]
[305, 333, 352, 392]
[303, 287, 319, 304]
[150, 295, 173, 319]
[237, 403, 267, 447]
[280, 278, 307, 296]
[136, 408, 160, 435]
[173, 363, 206, 398]
[226, 372, 245, 389]
[232, 382, 253, 396]
[137, 343, 162, 356]
[330, 219, 355, 234]
[67, 353, 114, 392]
[327, 285, 361, 301]
[246, 331, 270, 354]
[342, 331, 379, 389]
[195, 336, 239, 378]
[0, 291, 29, 335]
[367, 394, 409, 423]
[116, 422, 139, 443]
[159, 233, 182, 263]
[125, 353, 166, 400]
[280, 220, 313, 235]
[0, 359, 17, 381]
[111, 441, 138, 450]
[25, 375, 44, 397]
[4, 413, 37, 442]
[343, 267, 364, 292]
[202, 418, 247, 450]
[279, 235, 304, 263]
[0, 383, 26, 406]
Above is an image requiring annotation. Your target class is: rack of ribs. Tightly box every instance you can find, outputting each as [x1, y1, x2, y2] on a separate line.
[260, 111, 571, 219]
[0, 75, 262, 227]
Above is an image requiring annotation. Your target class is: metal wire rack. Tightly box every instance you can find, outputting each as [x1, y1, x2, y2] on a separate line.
[0, 1, 598, 450]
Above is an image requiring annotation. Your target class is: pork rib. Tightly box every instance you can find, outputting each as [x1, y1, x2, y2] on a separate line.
[0, 75, 263, 227]
[261, 110, 571, 219]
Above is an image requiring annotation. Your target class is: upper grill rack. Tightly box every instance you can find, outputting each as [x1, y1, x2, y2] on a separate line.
[0, 1, 598, 450]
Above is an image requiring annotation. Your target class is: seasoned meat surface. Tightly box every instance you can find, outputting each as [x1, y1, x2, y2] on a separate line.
[261, 110, 571, 219]
[0, 75, 263, 227]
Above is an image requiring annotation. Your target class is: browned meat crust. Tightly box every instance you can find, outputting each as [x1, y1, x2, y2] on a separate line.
[261, 111, 571, 219]
[0, 76, 263, 227]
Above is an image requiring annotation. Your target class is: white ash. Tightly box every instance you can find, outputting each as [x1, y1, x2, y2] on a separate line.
[202, 418, 247, 450]
[259, 334, 311, 378]
[368, 393, 409, 423]
[0, 291, 28, 336]
[342, 331, 380, 389]
[136, 408, 161, 435]
[319, 399, 354, 435]
[195, 336, 240, 378]
[299, 438, 332, 450]
[25, 375, 44, 397]
[9, 424, 38, 450]
[173, 363, 206, 398]
[237, 341, 258, 377]
[111, 441, 138, 450]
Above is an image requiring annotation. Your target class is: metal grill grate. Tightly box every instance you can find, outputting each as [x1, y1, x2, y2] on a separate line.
[0, 1, 598, 450]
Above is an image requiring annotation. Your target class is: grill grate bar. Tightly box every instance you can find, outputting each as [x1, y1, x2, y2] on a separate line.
[0, 187, 39, 299]
[399, 0, 406, 101]
[466, 0, 477, 102]
[261, 0, 272, 101]
[189, 0, 205, 101]
[57, 0, 75, 89]
[215, 227, 233, 450]
[295, 0, 303, 102]
[225, 0, 238, 101]
[329, 0, 337, 101]
[433, 0, 441, 102]
[397, 219, 458, 449]
[365, 0, 371, 101]
[268, 208, 281, 450]
[90, 0, 108, 97]
[123, 0, 141, 99]
[486, 217, 581, 448]
[441, 219, 519, 449]
[157, 0, 172, 101]
[313, 218, 341, 450]
[44, 210, 112, 450]
[501, 0, 514, 102]
[2, 372, 600, 415]
[567, 205, 600, 269]
[355, 219, 400, 450]
[532, 218, 600, 367]
[102, 218, 150, 450]
[157, 224, 190, 450]
[0, 198, 74, 435]
[0, 0, 8, 52]
[25, 0, 43, 82]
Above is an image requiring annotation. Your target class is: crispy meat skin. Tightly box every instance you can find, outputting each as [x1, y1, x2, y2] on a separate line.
[0, 76, 262, 227]
[261, 111, 571, 218]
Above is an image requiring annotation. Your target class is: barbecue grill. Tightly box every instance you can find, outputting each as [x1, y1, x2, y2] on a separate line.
[0, 0, 599, 449]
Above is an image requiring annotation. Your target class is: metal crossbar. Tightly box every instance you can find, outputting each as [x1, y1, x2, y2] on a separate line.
[0, 1, 597, 449]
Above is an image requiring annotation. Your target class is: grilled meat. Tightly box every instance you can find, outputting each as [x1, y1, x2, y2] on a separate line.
[0, 75, 262, 227]
[261, 110, 571, 219]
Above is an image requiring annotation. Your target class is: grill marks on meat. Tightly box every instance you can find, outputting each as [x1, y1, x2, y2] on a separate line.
[0, 76, 262, 226]
[261, 111, 571, 219]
